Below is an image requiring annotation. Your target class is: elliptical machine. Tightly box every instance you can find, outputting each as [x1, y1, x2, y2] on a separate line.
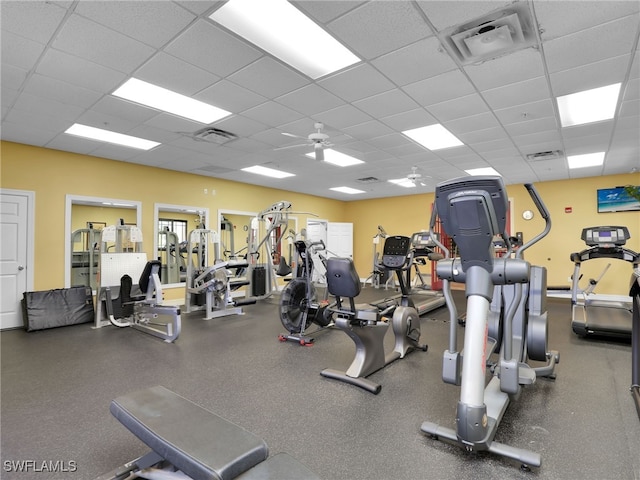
[421, 176, 559, 469]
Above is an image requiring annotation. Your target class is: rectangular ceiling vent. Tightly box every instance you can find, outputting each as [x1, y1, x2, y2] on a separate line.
[443, 3, 538, 65]
[188, 127, 238, 145]
[357, 176, 381, 184]
[526, 150, 563, 162]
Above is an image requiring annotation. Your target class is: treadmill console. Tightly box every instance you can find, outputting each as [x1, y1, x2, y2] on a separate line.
[582, 226, 629, 247]
[382, 236, 411, 269]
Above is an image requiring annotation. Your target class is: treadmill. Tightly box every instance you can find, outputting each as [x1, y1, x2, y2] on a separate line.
[402, 232, 446, 315]
[570, 226, 639, 338]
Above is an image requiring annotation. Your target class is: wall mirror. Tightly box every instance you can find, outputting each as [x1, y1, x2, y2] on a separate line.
[64, 194, 142, 291]
[154, 203, 210, 286]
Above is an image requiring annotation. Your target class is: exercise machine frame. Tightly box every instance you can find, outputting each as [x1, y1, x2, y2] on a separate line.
[421, 177, 559, 469]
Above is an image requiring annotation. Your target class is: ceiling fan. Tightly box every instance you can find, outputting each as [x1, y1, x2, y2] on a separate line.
[406, 166, 429, 187]
[276, 122, 333, 161]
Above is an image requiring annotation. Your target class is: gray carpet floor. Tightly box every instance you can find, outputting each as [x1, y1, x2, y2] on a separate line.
[1, 287, 639, 480]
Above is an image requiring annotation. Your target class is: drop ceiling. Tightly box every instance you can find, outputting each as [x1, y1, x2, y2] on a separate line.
[1, 1, 639, 200]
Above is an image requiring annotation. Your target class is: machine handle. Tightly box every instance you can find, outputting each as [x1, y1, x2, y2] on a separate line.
[518, 183, 552, 258]
[524, 183, 550, 220]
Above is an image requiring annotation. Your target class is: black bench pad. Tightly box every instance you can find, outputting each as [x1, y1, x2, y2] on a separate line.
[110, 386, 268, 480]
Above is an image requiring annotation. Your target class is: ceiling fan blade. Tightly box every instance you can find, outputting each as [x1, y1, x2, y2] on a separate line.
[281, 132, 306, 139]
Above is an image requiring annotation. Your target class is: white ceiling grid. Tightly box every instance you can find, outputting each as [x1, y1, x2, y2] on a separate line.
[1, 0, 639, 200]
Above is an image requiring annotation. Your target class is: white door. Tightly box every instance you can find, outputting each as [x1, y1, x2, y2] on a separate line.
[1, 190, 33, 330]
[327, 222, 353, 259]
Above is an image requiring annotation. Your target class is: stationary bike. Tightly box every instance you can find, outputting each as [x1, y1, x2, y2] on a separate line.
[421, 176, 559, 469]
[278, 240, 333, 345]
[320, 235, 427, 394]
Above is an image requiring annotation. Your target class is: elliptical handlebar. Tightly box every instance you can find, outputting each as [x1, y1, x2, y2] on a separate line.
[518, 183, 552, 258]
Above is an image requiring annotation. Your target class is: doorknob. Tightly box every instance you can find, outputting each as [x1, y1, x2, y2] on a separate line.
[18, 265, 25, 271]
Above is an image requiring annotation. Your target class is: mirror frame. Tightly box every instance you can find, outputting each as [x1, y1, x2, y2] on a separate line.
[154, 203, 210, 287]
[64, 194, 142, 290]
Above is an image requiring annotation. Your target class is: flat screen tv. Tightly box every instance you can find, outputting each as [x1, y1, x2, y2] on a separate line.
[597, 186, 640, 213]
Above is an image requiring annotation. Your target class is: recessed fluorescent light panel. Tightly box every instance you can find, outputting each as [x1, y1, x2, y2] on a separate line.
[305, 149, 364, 167]
[567, 152, 605, 169]
[210, 0, 360, 79]
[402, 124, 464, 151]
[241, 165, 294, 178]
[557, 83, 621, 127]
[330, 186, 365, 195]
[465, 167, 501, 176]
[112, 78, 231, 124]
[388, 178, 416, 188]
[64, 123, 160, 150]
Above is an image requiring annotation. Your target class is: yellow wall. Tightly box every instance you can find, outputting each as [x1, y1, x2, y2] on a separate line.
[2, 140, 638, 296]
[0, 141, 346, 297]
[345, 173, 640, 294]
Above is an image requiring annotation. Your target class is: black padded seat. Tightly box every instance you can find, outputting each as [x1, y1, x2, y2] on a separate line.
[326, 257, 378, 319]
[110, 386, 268, 480]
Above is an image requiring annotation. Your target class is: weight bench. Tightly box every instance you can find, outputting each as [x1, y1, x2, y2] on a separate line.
[98, 385, 320, 480]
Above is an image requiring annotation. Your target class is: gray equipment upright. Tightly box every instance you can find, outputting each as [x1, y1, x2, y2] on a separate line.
[630, 268, 640, 419]
[321, 235, 428, 394]
[421, 176, 559, 469]
[570, 226, 639, 338]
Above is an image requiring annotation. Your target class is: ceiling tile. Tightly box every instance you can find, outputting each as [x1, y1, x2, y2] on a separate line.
[549, 54, 631, 97]
[342, 120, 395, 141]
[135, 52, 219, 96]
[544, 15, 639, 74]
[292, 1, 367, 24]
[503, 116, 558, 137]
[534, 1, 640, 40]
[493, 99, 556, 126]
[327, 1, 432, 60]
[165, 20, 262, 77]
[1, 1, 67, 44]
[241, 101, 305, 128]
[198, 79, 267, 114]
[482, 76, 551, 110]
[426, 93, 490, 122]
[276, 84, 344, 116]
[464, 48, 546, 90]
[379, 108, 437, 131]
[313, 104, 373, 130]
[75, 1, 196, 48]
[1, 64, 28, 92]
[443, 112, 501, 134]
[371, 37, 457, 86]
[227, 57, 309, 99]
[319, 63, 395, 102]
[36, 48, 126, 93]
[404, 69, 476, 106]
[416, 1, 511, 31]
[1, 31, 46, 71]
[353, 89, 420, 119]
[52, 14, 156, 73]
[23, 73, 102, 109]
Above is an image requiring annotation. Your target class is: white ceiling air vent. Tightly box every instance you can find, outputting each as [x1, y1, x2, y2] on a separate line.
[188, 127, 238, 145]
[526, 150, 563, 162]
[444, 3, 538, 64]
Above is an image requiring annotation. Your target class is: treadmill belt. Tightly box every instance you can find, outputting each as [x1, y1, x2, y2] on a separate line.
[583, 305, 632, 336]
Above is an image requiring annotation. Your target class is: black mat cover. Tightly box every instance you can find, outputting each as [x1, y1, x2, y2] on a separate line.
[22, 286, 94, 332]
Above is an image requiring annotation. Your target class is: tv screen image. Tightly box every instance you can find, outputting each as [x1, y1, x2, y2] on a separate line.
[597, 186, 640, 213]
